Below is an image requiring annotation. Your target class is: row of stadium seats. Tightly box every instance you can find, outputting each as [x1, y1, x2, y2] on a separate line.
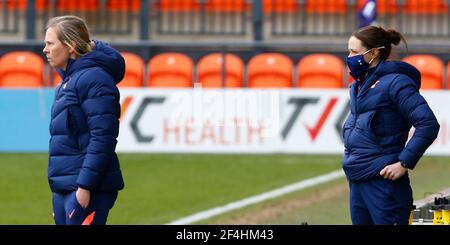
[0, 0, 140, 11]
[0, 51, 448, 89]
[1, 0, 448, 14]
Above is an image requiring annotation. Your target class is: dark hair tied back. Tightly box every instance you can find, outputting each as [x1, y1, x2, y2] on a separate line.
[352, 25, 408, 60]
[385, 29, 401, 46]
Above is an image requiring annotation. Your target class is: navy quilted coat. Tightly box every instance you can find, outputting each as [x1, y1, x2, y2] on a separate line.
[342, 60, 440, 182]
[48, 41, 125, 193]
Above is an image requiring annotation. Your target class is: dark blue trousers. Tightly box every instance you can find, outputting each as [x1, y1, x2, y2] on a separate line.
[52, 191, 118, 225]
[349, 174, 413, 225]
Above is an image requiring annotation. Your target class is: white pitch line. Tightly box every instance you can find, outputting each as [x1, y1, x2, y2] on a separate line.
[167, 169, 345, 225]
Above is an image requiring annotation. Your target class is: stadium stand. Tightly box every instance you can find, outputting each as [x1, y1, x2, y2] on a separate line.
[158, 0, 249, 12]
[158, 0, 200, 12]
[0, 0, 51, 10]
[197, 53, 244, 88]
[403, 0, 448, 14]
[247, 53, 293, 88]
[262, 0, 299, 13]
[0, 51, 44, 87]
[447, 61, 450, 89]
[107, 0, 141, 12]
[0, 0, 26, 10]
[119, 52, 145, 87]
[305, 0, 347, 14]
[2, 0, 106, 12]
[2, 0, 448, 38]
[55, 0, 99, 11]
[147, 53, 193, 88]
[345, 66, 354, 86]
[1, 50, 448, 90]
[52, 69, 61, 87]
[1, 1, 449, 89]
[357, 0, 398, 14]
[204, 0, 249, 12]
[297, 54, 344, 88]
[402, 54, 444, 90]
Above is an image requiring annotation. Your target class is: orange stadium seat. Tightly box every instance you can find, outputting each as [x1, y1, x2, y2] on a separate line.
[345, 66, 355, 86]
[2, 0, 47, 10]
[297, 54, 344, 88]
[108, 0, 140, 12]
[357, 0, 398, 14]
[0, 51, 44, 87]
[306, 0, 347, 14]
[0, 0, 100, 10]
[447, 61, 450, 89]
[403, 0, 448, 14]
[0, 0, 26, 10]
[147, 53, 193, 88]
[197, 53, 244, 88]
[52, 69, 61, 86]
[56, 0, 98, 11]
[262, 0, 299, 13]
[402, 55, 444, 90]
[119, 52, 144, 87]
[8, 0, 60, 11]
[35, 0, 48, 10]
[205, 0, 249, 12]
[158, 0, 200, 12]
[247, 53, 293, 88]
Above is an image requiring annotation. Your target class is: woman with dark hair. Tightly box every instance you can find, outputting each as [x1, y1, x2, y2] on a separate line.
[342, 25, 440, 225]
[43, 15, 125, 225]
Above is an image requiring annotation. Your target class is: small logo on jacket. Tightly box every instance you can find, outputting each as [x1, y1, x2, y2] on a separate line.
[68, 209, 75, 219]
[62, 81, 69, 89]
[62, 77, 71, 89]
[370, 80, 380, 88]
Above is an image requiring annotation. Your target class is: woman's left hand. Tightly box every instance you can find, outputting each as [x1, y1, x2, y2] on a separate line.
[379, 161, 407, 180]
[76, 187, 91, 209]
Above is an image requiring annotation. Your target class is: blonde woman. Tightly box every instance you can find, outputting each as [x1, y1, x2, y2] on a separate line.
[44, 15, 125, 225]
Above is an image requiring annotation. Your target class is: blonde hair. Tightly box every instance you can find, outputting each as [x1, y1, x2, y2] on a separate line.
[46, 15, 94, 56]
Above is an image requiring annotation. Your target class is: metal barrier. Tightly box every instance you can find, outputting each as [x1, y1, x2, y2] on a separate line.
[374, 0, 450, 37]
[37, 0, 137, 35]
[154, 0, 249, 35]
[0, 0, 21, 34]
[266, 0, 450, 37]
[266, 0, 356, 36]
[0, 0, 449, 40]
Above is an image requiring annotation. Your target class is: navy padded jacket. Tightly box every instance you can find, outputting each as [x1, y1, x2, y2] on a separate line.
[342, 60, 440, 183]
[48, 41, 125, 193]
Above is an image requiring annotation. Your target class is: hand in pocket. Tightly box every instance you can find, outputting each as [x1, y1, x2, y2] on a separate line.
[76, 187, 90, 209]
